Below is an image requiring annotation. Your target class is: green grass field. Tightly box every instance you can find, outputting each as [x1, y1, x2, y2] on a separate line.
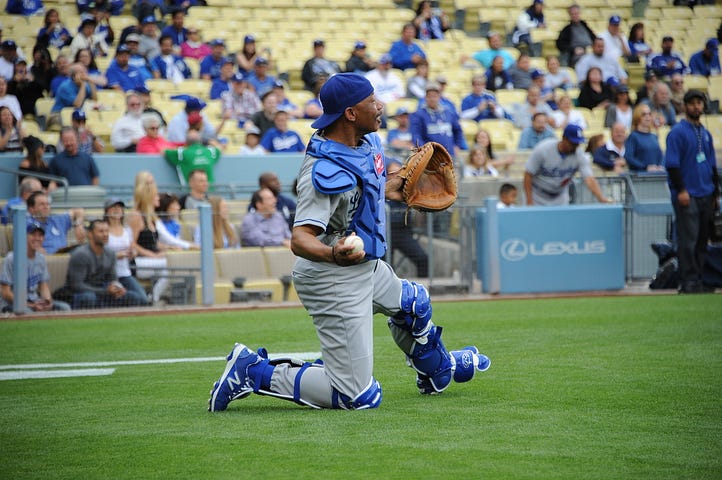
[1, 296, 720, 479]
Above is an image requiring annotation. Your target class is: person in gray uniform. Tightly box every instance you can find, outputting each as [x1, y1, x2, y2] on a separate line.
[524, 124, 612, 206]
[208, 73, 490, 412]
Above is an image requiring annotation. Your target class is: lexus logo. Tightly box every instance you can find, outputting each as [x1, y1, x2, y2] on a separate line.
[500, 238, 607, 262]
[500, 238, 528, 261]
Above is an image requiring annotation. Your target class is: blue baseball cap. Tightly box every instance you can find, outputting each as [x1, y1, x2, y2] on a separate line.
[132, 84, 150, 95]
[354, 40, 367, 50]
[379, 53, 392, 64]
[231, 72, 246, 83]
[142, 15, 156, 24]
[530, 68, 544, 80]
[311, 73, 375, 130]
[221, 56, 234, 65]
[563, 124, 586, 145]
[116, 44, 131, 54]
[171, 94, 206, 111]
[394, 106, 409, 116]
[255, 56, 269, 66]
[72, 109, 86, 121]
[244, 34, 255, 44]
[209, 38, 225, 47]
[26, 220, 45, 234]
[609, 15, 621, 25]
[706, 38, 719, 51]
[606, 76, 620, 88]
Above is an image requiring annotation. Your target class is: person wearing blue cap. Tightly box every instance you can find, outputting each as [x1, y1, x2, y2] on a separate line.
[68, 108, 104, 154]
[149, 34, 192, 84]
[106, 44, 147, 92]
[200, 38, 226, 81]
[301, 39, 341, 91]
[599, 15, 631, 62]
[345, 40, 375, 74]
[245, 56, 277, 99]
[209, 57, 235, 100]
[166, 94, 218, 144]
[222, 73, 261, 127]
[207, 72, 491, 413]
[689, 38, 721, 77]
[410, 81, 467, 157]
[0, 221, 71, 313]
[386, 106, 414, 154]
[271, 80, 302, 119]
[235, 34, 270, 75]
[524, 124, 612, 206]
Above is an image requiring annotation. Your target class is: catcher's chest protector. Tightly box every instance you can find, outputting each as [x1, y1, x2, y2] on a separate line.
[312, 137, 387, 259]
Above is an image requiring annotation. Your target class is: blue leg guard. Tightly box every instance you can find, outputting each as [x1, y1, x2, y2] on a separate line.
[392, 280, 432, 341]
[332, 377, 383, 410]
[450, 346, 491, 383]
[407, 325, 453, 394]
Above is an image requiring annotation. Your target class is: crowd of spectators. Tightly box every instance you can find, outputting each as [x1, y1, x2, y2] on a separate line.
[1, 1, 721, 306]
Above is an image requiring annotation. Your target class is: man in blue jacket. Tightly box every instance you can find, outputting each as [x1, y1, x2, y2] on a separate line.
[409, 81, 467, 158]
[665, 90, 720, 294]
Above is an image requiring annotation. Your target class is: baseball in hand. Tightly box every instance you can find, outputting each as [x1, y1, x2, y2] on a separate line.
[346, 235, 364, 254]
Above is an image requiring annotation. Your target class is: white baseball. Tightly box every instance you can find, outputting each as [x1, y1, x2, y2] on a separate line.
[347, 235, 364, 254]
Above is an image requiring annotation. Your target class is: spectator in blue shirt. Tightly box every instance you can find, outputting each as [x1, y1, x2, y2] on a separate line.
[689, 38, 721, 77]
[123, 34, 152, 81]
[410, 82, 467, 158]
[624, 104, 664, 172]
[49, 127, 100, 185]
[518, 112, 556, 150]
[461, 74, 510, 122]
[260, 110, 305, 153]
[26, 190, 86, 255]
[106, 44, 146, 91]
[245, 56, 276, 99]
[160, 9, 187, 48]
[388, 23, 426, 71]
[200, 38, 226, 81]
[209, 57, 235, 100]
[5, 0, 44, 16]
[36, 9, 73, 50]
[51, 63, 97, 113]
[468, 31, 515, 70]
[150, 34, 191, 83]
[647, 36, 689, 79]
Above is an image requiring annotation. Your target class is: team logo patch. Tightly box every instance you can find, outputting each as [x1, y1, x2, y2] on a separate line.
[374, 153, 384, 175]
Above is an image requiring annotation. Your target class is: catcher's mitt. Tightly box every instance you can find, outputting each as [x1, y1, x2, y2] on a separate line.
[385, 142, 457, 212]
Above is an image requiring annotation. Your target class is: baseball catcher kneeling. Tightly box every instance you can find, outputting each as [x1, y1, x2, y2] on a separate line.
[208, 74, 490, 412]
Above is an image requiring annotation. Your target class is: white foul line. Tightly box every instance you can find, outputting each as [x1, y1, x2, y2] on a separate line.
[0, 352, 322, 371]
[0, 368, 116, 381]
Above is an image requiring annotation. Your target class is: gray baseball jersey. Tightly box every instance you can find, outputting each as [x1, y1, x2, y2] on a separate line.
[0, 251, 50, 309]
[525, 138, 594, 205]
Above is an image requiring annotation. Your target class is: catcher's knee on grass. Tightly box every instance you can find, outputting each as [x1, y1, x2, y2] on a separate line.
[332, 377, 383, 410]
[257, 356, 382, 410]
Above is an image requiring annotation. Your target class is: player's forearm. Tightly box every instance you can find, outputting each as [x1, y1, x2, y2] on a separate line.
[291, 226, 333, 263]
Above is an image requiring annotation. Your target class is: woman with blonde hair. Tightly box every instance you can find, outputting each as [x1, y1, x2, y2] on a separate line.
[193, 196, 239, 249]
[126, 171, 169, 304]
[624, 104, 663, 172]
